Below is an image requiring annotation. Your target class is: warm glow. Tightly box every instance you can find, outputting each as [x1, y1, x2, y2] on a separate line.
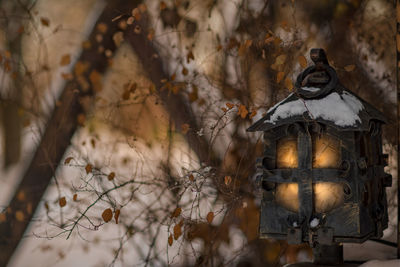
[277, 136, 298, 168]
[275, 182, 344, 213]
[313, 134, 341, 168]
[313, 182, 344, 213]
[276, 183, 299, 212]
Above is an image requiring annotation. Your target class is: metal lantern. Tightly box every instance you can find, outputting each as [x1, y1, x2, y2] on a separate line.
[247, 49, 392, 265]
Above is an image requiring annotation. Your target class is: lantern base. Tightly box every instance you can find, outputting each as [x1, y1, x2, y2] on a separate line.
[286, 244, 360, 266]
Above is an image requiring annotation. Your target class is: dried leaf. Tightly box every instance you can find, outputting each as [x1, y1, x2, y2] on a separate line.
[284, 77, 293, 91]
[60, 54, 71, 66]
[181, 124, 190, 134]
[168, 234, 173, 246]
[15, 210, 24, 221]
[160, 1, 167, 10]
[186, 51, 194, 63]
[237, 104, 248, 119]
[73, 194, 78, 201]
[85, 164, 92, 174]
[113, 32, 124, 47]
[344, 65, 355, 72]
[102, 208, 113, 222]
[77, 113, 85, 126]
[249, 110, 257, 119]
[59, 197, 67, 207]
[40, 17, 50, 27]
[173, 223, 182, 240]
[74, 61, 89, 76]
[108, 172, 115, 181]
[275, 54, 286, 65]
[89, 70, 102, 92]
[226, 102, 234, 109]
[206, 212, 214, 223]
[224, 176, 232, 185]
[114, 209, 120, 224]
[298, 55, 307, 68]
[0, 213, 6, 223]
[171, 207, 182, 218]
[17, 191, 26, 201]
[182, 67, 188, 76]
[189, 174, 194, 181]
[221, 107, 228, 112]
[97, 23, 108, 34]
[277, 71, 285, 83]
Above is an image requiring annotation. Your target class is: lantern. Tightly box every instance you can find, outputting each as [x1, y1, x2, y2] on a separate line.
[247, 49, 392, 265]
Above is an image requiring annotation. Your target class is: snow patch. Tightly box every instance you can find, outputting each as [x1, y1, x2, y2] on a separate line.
[310, 218, 319, 228]
[264, 92, 364, 127]
[301, 86, 320, 92]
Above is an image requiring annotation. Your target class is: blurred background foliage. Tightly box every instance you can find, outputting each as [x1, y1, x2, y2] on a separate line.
[0, 0, 397, 266]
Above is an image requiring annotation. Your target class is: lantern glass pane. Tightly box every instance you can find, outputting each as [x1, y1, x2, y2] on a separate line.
[276, 136, 298, 168]
[276, 183, 299, 212]
[312, 134, 341, 168]
[313, 182, 344, 213]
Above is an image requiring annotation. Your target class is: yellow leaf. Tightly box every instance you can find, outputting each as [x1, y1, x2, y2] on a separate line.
[168, 234, 173, 246]
[181, 124, 190, 134]
[284, 77, 293, 91]
[114, 209, 120, 224]
[237, 104, 248, 119]
[173, 223, 182, 240]
[298, 55, 307, 68]
[277, 71, 285, 83]
[60, 54, 71, 66]
[171, 207, 182, 218]
[224, 176, 232, 185]
[85, 164, 92, 174]
[206, 212, 214, 223]
[59, 197, 67, 207]
[108, 172, 115, 181]
[275, 54, 286, 65]
[344, 65, 355, 72]
[102, 208, 112, 222]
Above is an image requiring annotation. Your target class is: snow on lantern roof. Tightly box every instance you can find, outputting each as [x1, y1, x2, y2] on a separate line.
[247, 49, 387, 132]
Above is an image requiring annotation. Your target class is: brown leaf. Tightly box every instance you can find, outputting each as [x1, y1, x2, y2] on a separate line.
[276, 71, 285, 83]
[114, 209, 120, 224]
[59, 197, 67, 207]
[189, 174, 194, 181]
[0, 213, 6, 223]
[160, 1, 167, 10]
[181, 123, 190, 134]
[171, 207, 182, 218]
[108, 172, 115, 181]
[60, 54, 71, 66]
[97, 23, 108, 33]
[275, 54, 286, 65]
[85, 164, 92, 174]
[89, 70, 102, 92]
[284, 77, 293, 91]
[74, 61, 89, 76]
[298, 55, 307, 68]
[224, 176, 232, 185]
[237, 104, 248, 119]
[168, 234, 173, 246]
[249, 110, 257, 119]
[15, 210, 24, 222]
[182, 67, 188, 76]
[17, 191, 26, 201]
[188, 84, 198, 102]
[173, 223, 182, 240]
[73, 194, 78, 201]
[206, 212, 214, 223]
[64, 157, 73, 164]
[77, 113, 85, 126]
[40, 17, 50, 27]
[344, 65, 355, 72]
[102, 208, 113, 222]
[186, 51, 194, 63]
[226, 102, 234, 109]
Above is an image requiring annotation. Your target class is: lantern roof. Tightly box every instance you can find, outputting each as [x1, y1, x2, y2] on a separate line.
[247, 49, 387, 132]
